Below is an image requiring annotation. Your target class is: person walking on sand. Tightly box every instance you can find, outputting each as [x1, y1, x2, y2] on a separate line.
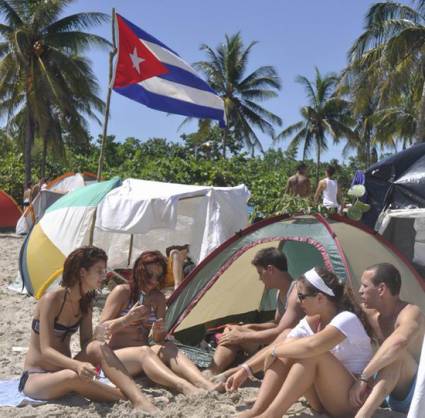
[314, 165, 342, 211]
[20, 246, 158, 413]
[285, 162, 311, 198]
[350, 263, 425, 417]
[23, 182, 32, 207]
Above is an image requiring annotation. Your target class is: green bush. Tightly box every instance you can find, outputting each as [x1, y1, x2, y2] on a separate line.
[0, 135, 357, 217]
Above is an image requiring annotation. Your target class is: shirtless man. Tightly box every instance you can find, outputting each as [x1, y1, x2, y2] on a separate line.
[206, 247, 303, 376]
[350, 263, 425, 417]
[285, 162, 311, 198]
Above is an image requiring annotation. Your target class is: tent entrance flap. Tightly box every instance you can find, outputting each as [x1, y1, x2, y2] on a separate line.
[173, 238, 329, 345]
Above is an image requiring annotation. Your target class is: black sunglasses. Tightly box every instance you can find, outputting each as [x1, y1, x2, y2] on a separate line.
[297, 292, 318, 301]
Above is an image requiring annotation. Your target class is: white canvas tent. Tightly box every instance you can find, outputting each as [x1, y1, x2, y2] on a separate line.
[408, 335, 425, 418]
[21, 178, 251, 297]
[377, 208, 425, 278]
[16, 172, 97, 235]
[93, 179, 251, 264]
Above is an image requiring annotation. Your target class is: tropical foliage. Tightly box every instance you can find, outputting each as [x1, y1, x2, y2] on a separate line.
[0, 132, 356, 219]
[275, 68, 356, 184]
[0, 0, 109, 184]
[195, 32, 282, 157]
[342, 0, 425, 165]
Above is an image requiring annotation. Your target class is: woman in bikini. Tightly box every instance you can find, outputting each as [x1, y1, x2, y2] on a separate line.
[20, 246, 158, 413]
[99, 250, 219, 394]
[236, 267, 374, 418]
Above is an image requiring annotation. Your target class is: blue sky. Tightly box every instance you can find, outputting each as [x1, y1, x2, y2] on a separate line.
[66, 0, 386, 162]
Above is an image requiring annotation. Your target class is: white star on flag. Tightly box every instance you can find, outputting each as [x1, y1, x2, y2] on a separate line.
[129, 46, 145, 74]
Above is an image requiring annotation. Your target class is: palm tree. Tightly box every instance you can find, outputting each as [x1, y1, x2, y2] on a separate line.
[275, 68, 356, 185]
[373, 80, 419, 149]
[348, 0, 425, 143]
[0, 0, 109, 184]
[194, 32, 282, 157]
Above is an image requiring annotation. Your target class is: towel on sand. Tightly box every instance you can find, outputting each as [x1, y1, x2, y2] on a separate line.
[0, 373, 114, 407]
[0, 379, 46, 407]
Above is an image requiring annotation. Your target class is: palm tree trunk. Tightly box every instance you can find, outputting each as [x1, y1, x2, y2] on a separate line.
[24, 101, 34, 187]
[97, 8, 117, 180]
[222, 127, 227, 159]
[41, 135, 47, 178]
[316, 139, 321, 187]
[415, 81, 425, 143]
[365, 130, 371, 168]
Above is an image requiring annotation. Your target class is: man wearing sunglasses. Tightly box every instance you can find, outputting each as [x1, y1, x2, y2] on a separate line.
[207, 247, 304, 383]
[350, 263, 425, 417]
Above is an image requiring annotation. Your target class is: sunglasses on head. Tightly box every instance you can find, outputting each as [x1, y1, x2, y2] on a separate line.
[297, 291, 318, 301]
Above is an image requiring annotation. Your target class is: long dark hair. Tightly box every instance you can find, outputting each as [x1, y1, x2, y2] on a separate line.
[60, 246, 107, 314]
[129, 251, 167, 305]
[300, 267, 374, 339]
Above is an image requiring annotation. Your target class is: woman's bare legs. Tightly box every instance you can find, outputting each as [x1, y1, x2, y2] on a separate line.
[257, 353, 356, 418]
[114, 345, 202, 395]
[237, 357, 293, 418]
[23, 369, 124, 402]
[78, 340, 157, 412]
[151, 342, 222, 391]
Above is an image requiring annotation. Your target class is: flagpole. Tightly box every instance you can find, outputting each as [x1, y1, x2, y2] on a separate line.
[97, 8, 117, 181]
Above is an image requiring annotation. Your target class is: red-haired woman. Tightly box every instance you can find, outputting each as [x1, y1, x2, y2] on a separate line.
[99, 250, 218, 394]
[20, 246, 157, 413]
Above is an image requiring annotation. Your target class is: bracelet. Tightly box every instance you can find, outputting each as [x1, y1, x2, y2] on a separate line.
[240, 363, 255, 381]
[359, 373, 369, 383]
[271, 346, 278, 359]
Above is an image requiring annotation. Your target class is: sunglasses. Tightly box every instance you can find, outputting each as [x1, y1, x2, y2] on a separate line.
[146, 271, 165, 281]
[297, 292, 318, 301]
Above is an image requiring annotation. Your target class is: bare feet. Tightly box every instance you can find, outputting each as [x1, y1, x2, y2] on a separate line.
[237, 410, 255, 418]
[133, 397, 159, 414]
[211, 372, 227, 383]
[177, 381, 205, 396]
[201, 369, 214, 379]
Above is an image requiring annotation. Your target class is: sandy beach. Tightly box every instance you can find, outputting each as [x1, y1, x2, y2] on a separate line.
[0, 233, 405, 417]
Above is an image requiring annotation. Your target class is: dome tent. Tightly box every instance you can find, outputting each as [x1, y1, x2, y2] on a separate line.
[362, 143, 425, 228]
[20, 177, 250, 298]
[165, 213, 424, 345]
[16, 172, 97, 235]
[0, 189, 22, 231]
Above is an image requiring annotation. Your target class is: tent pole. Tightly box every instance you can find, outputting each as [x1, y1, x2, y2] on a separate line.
[97, 8, 117, 181]
[127, 234, 134, 266]
[89, 209, 97, 245]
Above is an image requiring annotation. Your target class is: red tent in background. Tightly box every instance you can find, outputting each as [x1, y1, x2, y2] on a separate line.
[0, 190, 22, 230]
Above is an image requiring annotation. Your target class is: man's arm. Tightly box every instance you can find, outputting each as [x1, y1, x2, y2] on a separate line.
[285, 178, 293, 195]
[360, 305, 423, 380]
[314, 180, 325, 203]
[220, 286, 303, 346]
[337, 183, 343, 207]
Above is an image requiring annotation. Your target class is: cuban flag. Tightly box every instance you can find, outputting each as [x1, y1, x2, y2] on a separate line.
[112, 14, 226, 127]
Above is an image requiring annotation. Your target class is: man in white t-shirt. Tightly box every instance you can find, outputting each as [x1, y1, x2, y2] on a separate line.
[350, 263, 425, 417]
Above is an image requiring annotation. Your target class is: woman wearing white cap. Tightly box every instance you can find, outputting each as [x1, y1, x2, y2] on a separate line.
[237, 267, 374, 418]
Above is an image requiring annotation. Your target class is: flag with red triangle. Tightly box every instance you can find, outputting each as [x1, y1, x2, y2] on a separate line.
[112, 14, 226, 126]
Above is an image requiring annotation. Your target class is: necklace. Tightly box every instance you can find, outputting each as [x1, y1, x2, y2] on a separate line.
[66, 289, 81, 318]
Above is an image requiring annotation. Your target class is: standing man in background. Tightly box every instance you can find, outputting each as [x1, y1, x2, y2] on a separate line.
[314, 164, 343, 211]
[285, 162, 311, 198]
